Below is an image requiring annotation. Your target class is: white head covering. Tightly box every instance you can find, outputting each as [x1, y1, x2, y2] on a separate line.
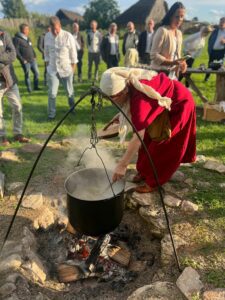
[100, 67, 172, 143]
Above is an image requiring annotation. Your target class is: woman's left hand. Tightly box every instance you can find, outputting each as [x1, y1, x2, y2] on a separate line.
[179, 60, 187, 73]
[112, 162, 127, 182]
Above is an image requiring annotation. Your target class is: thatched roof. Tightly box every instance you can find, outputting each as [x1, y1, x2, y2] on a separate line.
[56, 9, 83, 23]
[116, 0, 168, 26]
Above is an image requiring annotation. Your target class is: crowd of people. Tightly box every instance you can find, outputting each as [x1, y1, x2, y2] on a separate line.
[0, 1, 224, 164]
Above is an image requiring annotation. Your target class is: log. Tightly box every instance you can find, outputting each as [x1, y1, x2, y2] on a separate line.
[57, 264, 83, 283]
[107, 246, 131, 267]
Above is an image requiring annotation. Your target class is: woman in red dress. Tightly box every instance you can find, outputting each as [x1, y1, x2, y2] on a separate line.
[100, 67, 196, 192]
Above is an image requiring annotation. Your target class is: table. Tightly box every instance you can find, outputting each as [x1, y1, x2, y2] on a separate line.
[184, 68, 225, 103]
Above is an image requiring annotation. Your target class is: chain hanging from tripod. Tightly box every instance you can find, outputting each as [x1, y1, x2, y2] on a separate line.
[75, 89, 115, 196]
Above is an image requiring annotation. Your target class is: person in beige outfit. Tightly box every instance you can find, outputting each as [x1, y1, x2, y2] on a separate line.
[150, 2, 187, 78]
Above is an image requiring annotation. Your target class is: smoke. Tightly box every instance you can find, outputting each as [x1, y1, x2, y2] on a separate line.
[65, 125, 117, 173]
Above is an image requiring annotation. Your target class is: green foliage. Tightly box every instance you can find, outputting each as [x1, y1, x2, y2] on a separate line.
[83, 0, 120, 29]
[1, 0, 29, 18]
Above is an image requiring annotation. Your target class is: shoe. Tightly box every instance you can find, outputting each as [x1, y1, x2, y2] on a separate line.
[0, 136, 10, 146]
[134, 183, 156, 193]
[34, 87, 41, 91]
[14, 134, 30, 143]
[132, 173, 144, 183]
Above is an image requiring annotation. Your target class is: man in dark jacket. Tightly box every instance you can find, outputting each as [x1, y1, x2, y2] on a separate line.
[13, 24, 40, 92]
[72, 22, 85, 82]
[138, 18, 154, 64]
[37, 26, 50, 85]
[101, 23, 120, 68]
[122, 22, 139, 56]
[0, 29, 30, 146]
[205, 17, 225, 81]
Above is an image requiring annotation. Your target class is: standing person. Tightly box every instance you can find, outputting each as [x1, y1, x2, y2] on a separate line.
[138, 18, 154, 64]
[13, 24, 40, 92]
[180, 25, 213, 86]
[72, 22, 85, 83]
[0, 29, 30, 146]
[150, 2, 187, 78]
[205, 17, 225, 82]
[44, 16, 78, 120]
[37, 26, 51, 86]
[100, 67, 196, 192]
[122, 21, 139, 56]
[100, 23, 120, 68]
[87, 20, 102, 81]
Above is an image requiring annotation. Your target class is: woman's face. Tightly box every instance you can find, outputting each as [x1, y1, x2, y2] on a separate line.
[170, 8, 185, 29]
[110, 87, 129, 107]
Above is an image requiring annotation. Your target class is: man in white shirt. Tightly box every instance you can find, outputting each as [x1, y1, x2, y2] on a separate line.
[87, 20, 102, 81]
[44, 16, 78, 119]
[100, 23, 120, 68]
[72, 22, 84, 82]
[138, 18, 154, 64]
[205, 17, 225, 81]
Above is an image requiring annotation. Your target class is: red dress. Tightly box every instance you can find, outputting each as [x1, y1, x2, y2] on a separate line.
[130, 72, 196, 188]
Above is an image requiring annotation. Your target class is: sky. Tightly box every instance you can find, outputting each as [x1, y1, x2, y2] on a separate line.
[1, 0, 225, 23]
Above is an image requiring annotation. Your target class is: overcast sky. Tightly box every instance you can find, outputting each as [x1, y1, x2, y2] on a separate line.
[1, 0, 225, 23]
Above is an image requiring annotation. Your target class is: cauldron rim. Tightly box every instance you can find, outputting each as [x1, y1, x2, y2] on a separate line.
[64, 167, 125, 202]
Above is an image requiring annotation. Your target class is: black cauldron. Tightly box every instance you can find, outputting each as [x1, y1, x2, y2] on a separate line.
[65, 168, 125, 236]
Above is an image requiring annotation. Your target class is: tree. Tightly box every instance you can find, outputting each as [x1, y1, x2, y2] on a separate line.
[1, 0, 29, 18]
[192, 17, 199, 22]
[83, 0, 120, 29]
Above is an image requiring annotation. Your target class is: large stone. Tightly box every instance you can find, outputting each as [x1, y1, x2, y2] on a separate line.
[35, 292, 51, 300]
[161, 234, 186, 266]
[0, 241, 22, 258]
[176, 267, 204, 300]
[139, 206, 167, 237]
[129, 191, 159, 206]
[181, 200, 198, 214]
[5, 273, 25, 284]
[5, 294, 19, 300]
[22, 193, 43, 210]
[163, 195, 181, 208]
[196, 155, 206, 163]
[33, 207, 55, 230]
[170, 171, 185, 182]
[0, 254, 22, 272]
[22, 251, 47, 283]
[0, 283, 17, 298]
[0, 171, 5, 198]
[20, 143, 43, 153]
[22, 227, 37, 251]
[184, 178, 193, 187]
[203, 289, 225, 300]
[127, 281, 185, 300]
[204, 160, 225, 174]
[197, 181, 211, 188]
[0, 150, 20, 162]
[6, 182, 24, 193]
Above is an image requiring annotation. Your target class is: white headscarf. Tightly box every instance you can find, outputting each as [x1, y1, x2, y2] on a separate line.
[100, 67, 172, 143]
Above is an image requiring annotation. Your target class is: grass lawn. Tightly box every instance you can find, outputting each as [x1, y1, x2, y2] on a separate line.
[0, 34, 225, 288]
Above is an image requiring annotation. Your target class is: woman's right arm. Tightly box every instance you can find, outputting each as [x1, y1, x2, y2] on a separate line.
[150, 27, 168, 66]
[112, 130, 145, 182]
